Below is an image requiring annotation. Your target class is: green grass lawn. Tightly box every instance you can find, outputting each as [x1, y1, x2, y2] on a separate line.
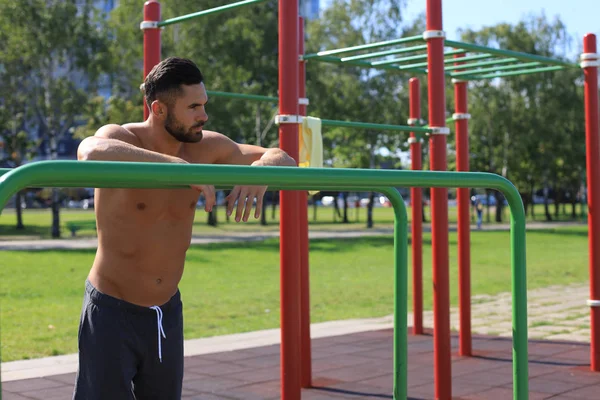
[0, 202, 585, 239]
[0, 226, 589, 362]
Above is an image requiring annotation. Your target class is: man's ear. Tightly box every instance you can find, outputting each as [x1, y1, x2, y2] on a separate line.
[151, 100, 166, 119]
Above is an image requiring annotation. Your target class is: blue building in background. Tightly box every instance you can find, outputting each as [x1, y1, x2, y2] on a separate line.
[300, 0, 320, 20]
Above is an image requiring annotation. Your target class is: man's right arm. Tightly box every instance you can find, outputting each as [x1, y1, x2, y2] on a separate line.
[77, 124, 183, 163]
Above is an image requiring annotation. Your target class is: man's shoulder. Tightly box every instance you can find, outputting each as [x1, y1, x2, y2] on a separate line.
[96, 123, 144, 147]
[183, 130, 238, 163]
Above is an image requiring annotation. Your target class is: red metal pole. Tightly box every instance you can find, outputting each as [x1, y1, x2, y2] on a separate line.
[583, 33, 600, 372]
[142, 0, 161, 120]
[298, 16, 312, 389]
[409, 78, 423, 336]
[453, 55, 472, 357]
[426, 0, 451, 398]
[278, 0, 301, 398]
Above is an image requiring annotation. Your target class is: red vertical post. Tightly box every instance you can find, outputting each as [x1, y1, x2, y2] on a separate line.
[298, 16, 312, 389]
[409, 78, 423, 335]
[453, 54, 472, 357]
[426, 0, 451, 398]
[583, 33, 600, 372]
[278, 0, 301, 398]
[142, 0, 161, 119]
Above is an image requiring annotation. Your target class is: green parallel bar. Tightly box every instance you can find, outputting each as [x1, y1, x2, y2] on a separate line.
[206, 90, 278, 102]
[0, 161, 410, 400]
[306, 54, 428, 75]
[423, 117, 455, 129]
[472, 65, 566, 79]
[445, 57, 519, 72]
[320, 119, 432, 133]
[0, 161, 529, 400]
[451, 61, 542, 77]
[445, 39, 577, 68]
[372, 49, 465, 67]
[302, 35, 424, 59]
[389, 188, 408, 400]
[340, 45, 428, 62]
[380, 53, 492, 71]
[157, 0, 269, 27]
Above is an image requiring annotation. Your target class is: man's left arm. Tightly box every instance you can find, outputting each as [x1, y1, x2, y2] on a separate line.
[198, 131, 296, 222]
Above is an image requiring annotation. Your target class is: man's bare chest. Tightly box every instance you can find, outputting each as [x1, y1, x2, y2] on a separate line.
[102, 188, 201, 222]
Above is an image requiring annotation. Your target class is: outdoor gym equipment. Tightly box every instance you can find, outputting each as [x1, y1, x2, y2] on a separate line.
[138, 1, 598, 399]
[0, 161, 528, 400]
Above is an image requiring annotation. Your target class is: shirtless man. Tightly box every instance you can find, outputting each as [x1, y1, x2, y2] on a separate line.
[72, 57, 296, 400]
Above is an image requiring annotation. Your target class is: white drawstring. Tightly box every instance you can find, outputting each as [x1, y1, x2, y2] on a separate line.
[150, 306, 167, 362]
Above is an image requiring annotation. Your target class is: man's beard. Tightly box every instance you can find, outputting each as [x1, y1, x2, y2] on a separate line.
[164, 112, 204, 143]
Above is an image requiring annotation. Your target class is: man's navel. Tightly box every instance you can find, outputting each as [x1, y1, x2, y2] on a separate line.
[136, 202, 146, 211]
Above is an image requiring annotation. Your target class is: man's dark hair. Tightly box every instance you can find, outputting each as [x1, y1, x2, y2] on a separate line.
[142, 57, 204, 108]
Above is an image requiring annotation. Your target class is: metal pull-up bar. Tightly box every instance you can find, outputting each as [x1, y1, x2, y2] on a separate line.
[155, 0, 269, 28]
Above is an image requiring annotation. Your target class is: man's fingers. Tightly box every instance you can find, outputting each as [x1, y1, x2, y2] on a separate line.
[226, 187, 240, 216]
[254, 187, 267, 219]
[235, 188, 248, 222]
[242, 194, 254, 222]
[204, 185, 216, 212]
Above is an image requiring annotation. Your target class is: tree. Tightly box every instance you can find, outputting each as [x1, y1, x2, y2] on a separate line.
[0, 0, 112, 237]
[305, 0, 410, 226]
[458, 14, 585, 222]
[0, 59, 41, 229]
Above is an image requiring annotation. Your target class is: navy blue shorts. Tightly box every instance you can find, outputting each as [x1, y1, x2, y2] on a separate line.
[73, 280, 184, 400]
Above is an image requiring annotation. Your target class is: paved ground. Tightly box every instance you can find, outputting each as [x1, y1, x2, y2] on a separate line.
[2, 327, 598, 400]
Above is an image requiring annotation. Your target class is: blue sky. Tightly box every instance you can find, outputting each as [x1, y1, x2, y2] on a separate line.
[402, 0, 598, 57]
[322, 0, 599, 58]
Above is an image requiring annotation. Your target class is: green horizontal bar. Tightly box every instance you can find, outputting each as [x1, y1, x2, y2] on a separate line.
[307, 54, 428, 75]
[445, 57, 518, 72]
[303, 36, 424, 59]
[383, 53, 492, 71]
[445, 40, 577, 68]
[444, 53, 493, 64]
[207, 90, 277, 102]
[0, 160, 528, 400]
[372, 49, 465, 67]
[157, 0, 268, 27]
[473, 65, 566, 79]
[451, 61, 542, 77]
[340, 45, 428, 62]
[321, 119, 432, 133]
[423, 117, 454, 129]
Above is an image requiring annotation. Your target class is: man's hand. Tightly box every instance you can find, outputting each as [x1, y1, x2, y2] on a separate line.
[191, 184, 216, 213]
[225, 185, 268, 222]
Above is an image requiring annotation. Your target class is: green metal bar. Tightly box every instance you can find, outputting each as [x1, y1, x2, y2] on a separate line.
[321, 119, 432, 133]
[302, 35, 424, 59]
[340, 45, 428, 62]
[451, 61, 542, 77]
[445, 57, 519, 72]
[157, 0, 269, 27]
[388, 188, 408, 400]
[306, 54, 428, 75]
[206, 90, 278, 103]
[0, 161, 529, 400]
[445, 39, 577, 68]
[372, 49, 465, 67]
[472, 65, 566, 79]
[376, 53, 492, 72]
[423, 117, 455, 129]
[442, 53, 492, 64]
